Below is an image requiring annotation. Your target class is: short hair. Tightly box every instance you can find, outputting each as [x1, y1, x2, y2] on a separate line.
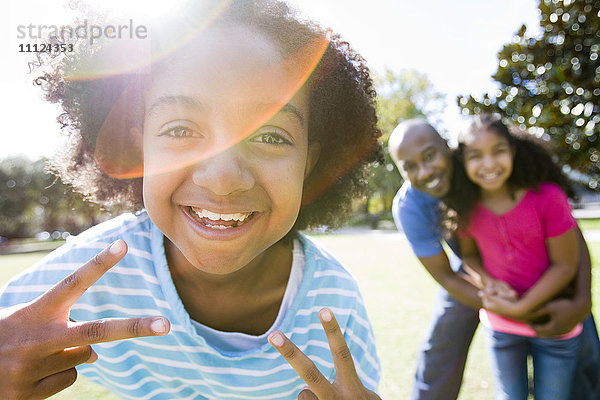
[388, 119, 448, 169]
[35, 0, 383, 233]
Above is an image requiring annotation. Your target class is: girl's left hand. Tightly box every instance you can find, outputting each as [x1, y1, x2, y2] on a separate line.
[480, 290, 526, 319]
[268, 308, 381, 400]
[485, 279, 517, 301]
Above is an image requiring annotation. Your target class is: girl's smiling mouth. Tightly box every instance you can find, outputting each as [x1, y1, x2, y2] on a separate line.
[186, 206, 257, 230]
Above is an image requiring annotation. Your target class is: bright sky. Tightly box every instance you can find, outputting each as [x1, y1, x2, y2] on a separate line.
[1, 0, 539, 159]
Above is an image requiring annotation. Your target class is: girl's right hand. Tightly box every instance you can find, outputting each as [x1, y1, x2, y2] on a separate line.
[0, 240, 170, 400]
[482, 279, 517, 301]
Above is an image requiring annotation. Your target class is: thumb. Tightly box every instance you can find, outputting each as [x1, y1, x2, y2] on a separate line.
[530, 320, 555, 338]
[528, 304, 550, 320]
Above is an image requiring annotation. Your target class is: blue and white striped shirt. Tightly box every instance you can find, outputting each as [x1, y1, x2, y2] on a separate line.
[0, 212, 380, 399]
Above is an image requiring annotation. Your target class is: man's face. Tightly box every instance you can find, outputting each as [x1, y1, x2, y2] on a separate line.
[391, 126, 453, 198]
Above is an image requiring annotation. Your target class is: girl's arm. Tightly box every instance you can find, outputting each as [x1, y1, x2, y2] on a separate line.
[528, 226, 591, 335]
[458, 236, 492, 289]
[459, 237, 517, 300]
[487, 228, 579, 319]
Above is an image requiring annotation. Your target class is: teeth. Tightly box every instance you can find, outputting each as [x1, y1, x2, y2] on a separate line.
[191, 208, 252, 222]
[481, 173, 499, 180]
[425, 178, 441, 189]
[208, 225, 229, 230]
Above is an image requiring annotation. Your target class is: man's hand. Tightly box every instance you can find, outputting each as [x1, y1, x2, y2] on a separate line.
[527, 298, 588, 337]
[268, 308, 380, 400]
[0, 240, 170, 400]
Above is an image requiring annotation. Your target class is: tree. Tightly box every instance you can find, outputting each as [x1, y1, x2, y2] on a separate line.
[0, 157, 36, 238]
[458, 0, 600, 190]
[0, 156, 107, 238]
[368, 69, 445, 215]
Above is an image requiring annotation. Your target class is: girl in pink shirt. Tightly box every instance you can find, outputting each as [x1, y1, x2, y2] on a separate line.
[445, 114, 580, 400]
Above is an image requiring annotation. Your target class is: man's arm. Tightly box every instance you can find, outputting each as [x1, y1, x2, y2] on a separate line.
[417, 251, 482, 310]
[392, 189, 482, 309]
[528, 226, 592, 336]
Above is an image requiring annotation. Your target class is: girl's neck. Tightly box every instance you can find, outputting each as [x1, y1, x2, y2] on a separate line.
[165, 238, 294, 334]
[479, 184, 527, 215]
[479, 183, 512, 202]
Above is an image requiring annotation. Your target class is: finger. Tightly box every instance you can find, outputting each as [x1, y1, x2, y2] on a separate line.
[86, 348, 98, 364]
[530, 321, 555, 338]
[528, 305, 550, 320]
[33, 368, 78, 399]
[298, 388, 318, 400]
[481, 297, 495, 309]
[483, 285, 496, 295]
[319, 308, 360, 382]
[505, 291, 518, 301]
[66, 316, 170, 346]
[41, 345, 95, 377]
[269, 331, 334, 399]
[38, 240, 127, 311]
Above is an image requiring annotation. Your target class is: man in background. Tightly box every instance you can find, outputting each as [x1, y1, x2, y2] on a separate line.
[389, 119, 599, 400]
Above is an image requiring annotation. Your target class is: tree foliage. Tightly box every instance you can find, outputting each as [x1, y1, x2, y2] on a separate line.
[458, 0, 600, 190]
[369, 69, 445, 213]
[0, 157, 108, 238]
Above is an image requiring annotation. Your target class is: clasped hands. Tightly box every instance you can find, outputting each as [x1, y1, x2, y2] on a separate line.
[479, 279, 582, 337]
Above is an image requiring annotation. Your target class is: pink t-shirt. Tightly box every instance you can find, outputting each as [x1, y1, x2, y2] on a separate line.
[459, 182, 580, 337]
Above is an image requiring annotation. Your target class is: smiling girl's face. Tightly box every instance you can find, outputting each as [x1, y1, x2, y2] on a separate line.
[461, 129, 515, 197]
[141, 23, 319, 275]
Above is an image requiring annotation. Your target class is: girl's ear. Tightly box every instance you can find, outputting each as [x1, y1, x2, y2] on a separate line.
[304, 142, 321, 179]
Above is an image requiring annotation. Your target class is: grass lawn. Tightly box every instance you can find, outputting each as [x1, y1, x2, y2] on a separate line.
[1, 234, 599, 399]
[578, 218, 600, 231]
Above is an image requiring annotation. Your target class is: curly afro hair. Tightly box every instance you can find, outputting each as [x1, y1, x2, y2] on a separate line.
[35, 0, 382, 233]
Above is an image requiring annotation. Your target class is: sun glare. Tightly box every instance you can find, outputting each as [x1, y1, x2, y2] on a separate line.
[86, 0, 188, 21]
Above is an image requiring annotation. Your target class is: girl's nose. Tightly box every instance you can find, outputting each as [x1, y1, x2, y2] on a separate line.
[482, 154, 495, 168]
[191, 145, 255, 195]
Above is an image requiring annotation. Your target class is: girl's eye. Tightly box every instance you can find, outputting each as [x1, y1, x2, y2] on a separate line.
[251, 130, 292, 146]
[158, 123, 200, 138]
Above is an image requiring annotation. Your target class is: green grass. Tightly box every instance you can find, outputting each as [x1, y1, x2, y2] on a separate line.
[1, 235, 599, 399]
[578, 218, 600, 231]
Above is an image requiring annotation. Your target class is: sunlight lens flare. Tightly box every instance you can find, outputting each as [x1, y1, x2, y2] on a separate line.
[64, 0, 232, 81]
[90, 27, 329, 180]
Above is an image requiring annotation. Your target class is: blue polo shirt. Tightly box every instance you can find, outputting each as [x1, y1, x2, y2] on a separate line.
[392, 182, 462, 271]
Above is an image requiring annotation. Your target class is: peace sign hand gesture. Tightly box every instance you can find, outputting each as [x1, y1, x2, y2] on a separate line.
[269, 308, 381, 400]
[0, 240, 170, 400]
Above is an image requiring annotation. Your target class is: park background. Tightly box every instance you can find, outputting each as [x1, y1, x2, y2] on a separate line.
[1, 0, 599, 398]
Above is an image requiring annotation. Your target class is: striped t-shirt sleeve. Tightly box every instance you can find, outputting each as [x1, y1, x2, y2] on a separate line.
[0, 214, 381, 399]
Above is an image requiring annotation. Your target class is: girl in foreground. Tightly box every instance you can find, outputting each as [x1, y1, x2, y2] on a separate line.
[0, 1, 382, 398]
